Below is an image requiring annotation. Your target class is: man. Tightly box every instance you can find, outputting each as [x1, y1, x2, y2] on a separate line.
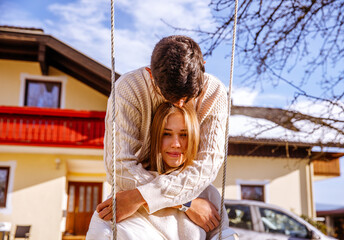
[89, 35, 237, 240]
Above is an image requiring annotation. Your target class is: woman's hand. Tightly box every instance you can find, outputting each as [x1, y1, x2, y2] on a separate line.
[96, 189, 146, 222]
[185, 198, 220, 232]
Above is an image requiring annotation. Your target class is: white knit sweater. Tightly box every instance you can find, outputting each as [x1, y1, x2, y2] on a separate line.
[104, 67, 228, 213]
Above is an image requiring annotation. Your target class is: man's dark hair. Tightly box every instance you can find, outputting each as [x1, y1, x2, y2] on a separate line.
[151, 35, 205, 103]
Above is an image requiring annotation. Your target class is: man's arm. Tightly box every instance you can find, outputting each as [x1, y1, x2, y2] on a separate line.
[103, 72, 156, 191]
[185, 198, 221, 232]
[99, 70, 174, 223]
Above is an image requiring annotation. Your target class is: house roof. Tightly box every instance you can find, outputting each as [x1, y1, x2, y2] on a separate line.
[0, 25, 119, 96]
[316, 203, 344, 216]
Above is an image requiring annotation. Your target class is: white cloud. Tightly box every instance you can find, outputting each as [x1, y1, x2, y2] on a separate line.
[131, 0, 214, 32]
[117, 0, 214, 31]
[41, 0, 214, 74]
[114, 29, 152, 74]
[46, 0, 111, 66]
[231, 88, 258, 106]
[113, 0, 215, 73]
[1, 0, 216, 74]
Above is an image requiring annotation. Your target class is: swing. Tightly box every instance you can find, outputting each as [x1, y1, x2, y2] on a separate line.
[109, 0, 239, 239]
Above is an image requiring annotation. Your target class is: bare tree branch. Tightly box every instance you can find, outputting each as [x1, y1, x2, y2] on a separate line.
[232, 105, 344, 135]
[166, 0, 344, 143]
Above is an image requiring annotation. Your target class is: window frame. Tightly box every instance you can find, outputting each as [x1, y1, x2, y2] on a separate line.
[241, 184, 265, 202]
[236, 179, 270, 203]
[24, 79, 62, 108]
[19, 73, 67, 108]
[0, 161, 16, 214]
[0, 167, 10, 207]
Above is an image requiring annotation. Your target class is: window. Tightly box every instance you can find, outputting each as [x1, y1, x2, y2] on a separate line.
[24, 79, 62, 108]
[241, 185, 265, 202]
[19, 74, 66, 108]
[259, 207, 309, 238]
[226, 204, 253, 230]
[0, 167, 10, 208]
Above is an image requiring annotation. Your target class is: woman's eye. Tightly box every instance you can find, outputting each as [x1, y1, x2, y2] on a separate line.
[180, 133, 188, 137]
[163, 132, 171, 136]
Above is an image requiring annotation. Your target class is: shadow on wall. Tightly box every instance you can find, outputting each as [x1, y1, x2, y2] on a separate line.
[0, 153, 66, 192]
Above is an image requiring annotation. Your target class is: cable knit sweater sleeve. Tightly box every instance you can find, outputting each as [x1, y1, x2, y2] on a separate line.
[137, 75, 228, 213]
[104, 68, 228, 214]
[104, 70, 156, 190]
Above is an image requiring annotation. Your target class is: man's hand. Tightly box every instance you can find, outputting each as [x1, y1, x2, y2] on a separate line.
[96, 197, 113, 221]
[185, 198, 220, 232]
[96, 189, 146, 222]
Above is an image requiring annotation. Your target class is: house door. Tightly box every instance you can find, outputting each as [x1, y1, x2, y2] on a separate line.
[65, 181, 103, 236]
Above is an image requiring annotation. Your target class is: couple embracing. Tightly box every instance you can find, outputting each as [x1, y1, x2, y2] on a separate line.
[87, 35, 238, 240]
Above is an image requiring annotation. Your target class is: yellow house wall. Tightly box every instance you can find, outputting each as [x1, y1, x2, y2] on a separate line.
[0, 59, 108, 111]
[49, 67, 108, 111]
[213, 156, 315, 217]
[0, 60, 41, 106]
[0, 58, 110, 239]
[0, 151, 105, 240]
[0, 153, 67, 240]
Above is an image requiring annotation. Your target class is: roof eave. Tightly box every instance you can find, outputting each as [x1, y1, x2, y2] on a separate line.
[0, 26, 119, 96]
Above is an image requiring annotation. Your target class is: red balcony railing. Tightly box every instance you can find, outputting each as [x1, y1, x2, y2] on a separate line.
[0, 106, 105, 148]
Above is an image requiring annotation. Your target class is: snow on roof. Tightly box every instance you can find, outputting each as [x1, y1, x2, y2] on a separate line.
[229, 110, 344, 147]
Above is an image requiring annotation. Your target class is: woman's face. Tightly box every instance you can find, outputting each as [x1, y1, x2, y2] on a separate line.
[161, 111, 188, 170]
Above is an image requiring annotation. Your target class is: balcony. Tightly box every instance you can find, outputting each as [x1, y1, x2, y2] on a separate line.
[0, 106, 105, 148]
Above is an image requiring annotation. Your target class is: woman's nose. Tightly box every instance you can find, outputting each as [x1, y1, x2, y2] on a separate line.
[171, 136, 181, 148]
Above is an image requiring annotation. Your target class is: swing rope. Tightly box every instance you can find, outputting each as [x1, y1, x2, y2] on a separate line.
[109, 0, 238, 239]
[110, 0, 117, 239]
[219, 0, 238, 239]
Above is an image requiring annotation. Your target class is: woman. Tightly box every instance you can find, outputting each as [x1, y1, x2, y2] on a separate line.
[149, 102, 199, 175]
[87, 103, 235, 240]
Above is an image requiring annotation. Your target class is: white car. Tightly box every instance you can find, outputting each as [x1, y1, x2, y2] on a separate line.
[224, 199, 337, 240]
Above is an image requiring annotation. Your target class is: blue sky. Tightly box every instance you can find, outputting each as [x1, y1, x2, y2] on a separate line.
[1, 0, 343, 208]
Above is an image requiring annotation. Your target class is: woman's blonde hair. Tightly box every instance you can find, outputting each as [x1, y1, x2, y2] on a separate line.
[150, 102, 200, 175]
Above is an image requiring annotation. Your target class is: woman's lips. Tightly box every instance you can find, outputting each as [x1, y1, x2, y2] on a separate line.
[167, 152, 181, 157]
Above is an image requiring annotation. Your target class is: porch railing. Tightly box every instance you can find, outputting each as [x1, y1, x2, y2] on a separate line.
[0, 106, 105, 148]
